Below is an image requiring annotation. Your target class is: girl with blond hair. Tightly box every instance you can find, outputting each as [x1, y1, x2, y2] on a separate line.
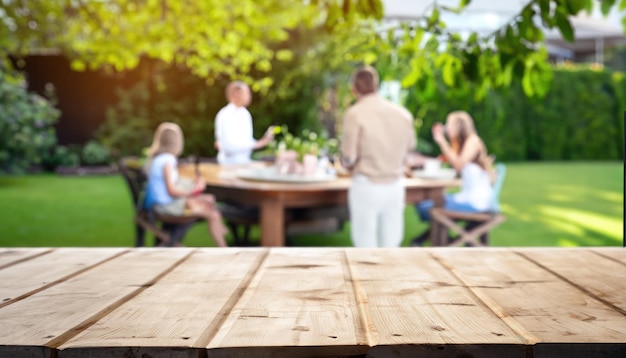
[412, 111, 495, 246]
[145, 122, 228, 247]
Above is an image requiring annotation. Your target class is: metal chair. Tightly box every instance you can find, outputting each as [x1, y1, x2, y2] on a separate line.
[430, 164, 507, 247]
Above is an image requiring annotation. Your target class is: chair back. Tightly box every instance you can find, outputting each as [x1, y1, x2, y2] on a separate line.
[491, 163, 506, 212]
[118, 157, 148, 212]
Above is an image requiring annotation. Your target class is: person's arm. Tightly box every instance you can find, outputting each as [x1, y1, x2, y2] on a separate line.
[340, 110, 359, 171]
[433, 124, 481, 172]
[163, 162, 204, 198]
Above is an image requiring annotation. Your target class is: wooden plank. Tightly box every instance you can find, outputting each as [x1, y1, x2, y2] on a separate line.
[0, 248, 52, 270]
[0, 248, 193, 358]
[592, 247, 626, 265]
[344, 248, 527, 358]
[434, 249, 626, 358]
[517, 248, 626, 313]
[207, 248, 368, 357]
[58, 248, 268, 358]
[0, 248, 126, 308]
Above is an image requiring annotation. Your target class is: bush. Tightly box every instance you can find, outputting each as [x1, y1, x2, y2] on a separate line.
[41, 145, 80, 170]
[0, 68, 60, 173]
[81, 140, 111, 166]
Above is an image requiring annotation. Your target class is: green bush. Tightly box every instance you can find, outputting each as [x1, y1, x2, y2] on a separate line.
[0, 68, 60, 173]
[41, 145, 80, 170]
[81, 140, 111, 166]
[403, 65, 625, 161]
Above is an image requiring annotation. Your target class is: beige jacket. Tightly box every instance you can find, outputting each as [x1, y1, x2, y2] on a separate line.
[340, 94, 416, 183]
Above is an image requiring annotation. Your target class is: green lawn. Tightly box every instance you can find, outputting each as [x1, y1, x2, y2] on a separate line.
[0, 161, 622, 247]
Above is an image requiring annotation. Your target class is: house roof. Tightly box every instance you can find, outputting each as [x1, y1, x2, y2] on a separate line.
[382, 0, 625, 58]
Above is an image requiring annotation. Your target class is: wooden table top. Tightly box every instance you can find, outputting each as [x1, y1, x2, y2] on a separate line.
[0, 247, 624, 358]
[179, 162, 461, 192]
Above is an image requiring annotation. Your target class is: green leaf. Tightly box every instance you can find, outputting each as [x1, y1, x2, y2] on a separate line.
[555, 10, 575, 42]
[600, 0, 616, 15]
[363, 52, 378, 64]
[460, 0, 472, 8]
[539, 0, 550, 16]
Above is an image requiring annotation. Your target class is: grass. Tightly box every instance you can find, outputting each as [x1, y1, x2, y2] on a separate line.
[0, 161, 622, 247]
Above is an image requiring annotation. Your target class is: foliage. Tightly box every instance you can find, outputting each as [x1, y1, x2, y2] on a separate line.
[3, 0, 625, 101]
[41, 145, 80, 170]
[0, 67, 60, 173]
[372, 0, 626, 99]
[0, 0, 383, 91]
[405, 65, 625, 161]
[81, 140, 111, 166]
[259, 125, 340, 161]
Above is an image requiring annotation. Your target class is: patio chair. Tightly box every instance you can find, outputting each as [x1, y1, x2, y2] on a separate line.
[119, 157, 202, 247]
[430, 163, 507, 247]
[120, 157, 262, 247]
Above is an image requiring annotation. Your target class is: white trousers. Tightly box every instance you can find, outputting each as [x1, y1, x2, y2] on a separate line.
[348, 174, 405, 247]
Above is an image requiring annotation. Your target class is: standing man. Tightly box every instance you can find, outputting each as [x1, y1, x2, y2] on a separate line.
[341, 66, 417, 247]
[214, 81, 273, 165]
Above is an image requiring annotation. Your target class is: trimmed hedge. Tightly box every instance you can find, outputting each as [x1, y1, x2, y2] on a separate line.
[407, 66, 625, 161]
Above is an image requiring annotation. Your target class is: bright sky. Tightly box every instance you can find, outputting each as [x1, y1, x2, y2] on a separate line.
[382, 0, 625, 39]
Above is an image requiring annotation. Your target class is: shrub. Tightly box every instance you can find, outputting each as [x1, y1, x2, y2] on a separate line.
[0, 68, 60, 173]
[81, 140, 111, 166]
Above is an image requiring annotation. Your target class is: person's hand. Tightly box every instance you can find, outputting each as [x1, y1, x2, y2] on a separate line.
[264, 125, 276, 140]
[193, 177, 206, 191]
[432, 123, 446, 145]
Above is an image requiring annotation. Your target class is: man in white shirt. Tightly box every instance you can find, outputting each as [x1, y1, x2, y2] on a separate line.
[214, 81, 273, 165]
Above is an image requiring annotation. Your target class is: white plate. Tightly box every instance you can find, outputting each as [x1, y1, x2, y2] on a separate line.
[413, 168, 457, 180]
[235, 167, 337, 183]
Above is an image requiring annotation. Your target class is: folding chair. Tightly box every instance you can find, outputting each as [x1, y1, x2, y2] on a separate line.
[119, 157, 201, 247]
[430, 164, 507, 247]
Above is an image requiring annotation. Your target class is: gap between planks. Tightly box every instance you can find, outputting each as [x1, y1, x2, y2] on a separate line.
[342, 250, 379, 347]
[44, 249, 198, 349]
[429, 251, 541, 345]
[0, 250, 130, 310]
[193, 248, 271, 348]
[0, 249, 54, 271]
[515, 251, 626, 316]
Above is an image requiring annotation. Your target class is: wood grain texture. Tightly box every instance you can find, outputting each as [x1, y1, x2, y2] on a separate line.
[0, 248, 52, 270]
[0, 248, 192, 352]
[0, 248, 126, 308]
[345, 249, 526, 347]
[58, 249, 267, 354]
[208, 248, 366, 350]
[433, 249, 626, 347]
[517, 248, 626, 313]
[0, 247, 624, 358]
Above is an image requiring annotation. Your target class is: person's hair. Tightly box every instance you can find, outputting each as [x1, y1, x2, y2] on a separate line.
[446, 111, 493, 172]
[148, 122, 184, 158]
[226, 81, 248, 101]
[351, 66, 379, 95]
[446, 110, 476, 152]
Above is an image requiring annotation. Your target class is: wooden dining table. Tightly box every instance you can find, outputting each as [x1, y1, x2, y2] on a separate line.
[0, 247, 624, 358]
[179, 162, 461, 247]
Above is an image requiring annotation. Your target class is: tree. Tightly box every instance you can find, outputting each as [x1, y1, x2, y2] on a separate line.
[1, 0, 624, 99]
[378, 0, 626, 98]
[0, 0, 383, 90]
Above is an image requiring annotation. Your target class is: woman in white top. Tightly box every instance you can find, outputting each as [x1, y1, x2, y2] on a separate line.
[412, 111, 495, 245]
[145, 122, 228, 247]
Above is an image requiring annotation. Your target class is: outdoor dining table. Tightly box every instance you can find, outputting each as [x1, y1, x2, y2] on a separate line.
[178, 162, 461, 247]
[0, 247, 624, 357]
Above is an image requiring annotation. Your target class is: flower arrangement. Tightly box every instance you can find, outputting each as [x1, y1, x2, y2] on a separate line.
[262, 125, 339, 175]
[268, 125, 339, 161]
